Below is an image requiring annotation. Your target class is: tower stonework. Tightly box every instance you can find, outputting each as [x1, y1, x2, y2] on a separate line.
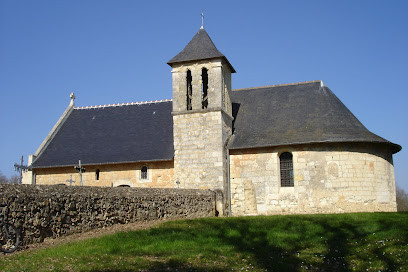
[168, 29, 235, 214]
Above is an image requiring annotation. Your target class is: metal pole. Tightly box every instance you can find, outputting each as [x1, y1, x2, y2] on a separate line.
[79, 160, 83, 186]
[19, 156, 23, 184]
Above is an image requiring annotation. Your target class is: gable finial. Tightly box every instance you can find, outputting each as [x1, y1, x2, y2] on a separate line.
[201, 9, 204, 29]
[70, 92, 76, 106]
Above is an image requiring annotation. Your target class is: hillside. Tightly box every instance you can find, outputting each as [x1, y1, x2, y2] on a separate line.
[1, 213, 407, 271]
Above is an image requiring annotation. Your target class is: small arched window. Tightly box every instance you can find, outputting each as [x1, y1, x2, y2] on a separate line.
[95, 169, 100, 180]
[186, 70, 192, 110]
[280, 152, 294, 187]
[201, 68, 208, 109]
[141, 166, 148, 180]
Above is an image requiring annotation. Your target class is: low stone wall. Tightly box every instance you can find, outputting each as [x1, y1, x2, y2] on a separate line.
[0, 184, 216, 246]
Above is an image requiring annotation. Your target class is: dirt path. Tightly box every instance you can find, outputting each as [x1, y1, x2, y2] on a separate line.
[1, 219, 168, 258]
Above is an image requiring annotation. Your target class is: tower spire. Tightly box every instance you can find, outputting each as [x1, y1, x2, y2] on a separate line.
[201, 9, 204, 29]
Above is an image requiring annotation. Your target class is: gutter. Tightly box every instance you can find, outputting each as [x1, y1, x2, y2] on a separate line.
[227, 148, 231, 217]
[225, 134, 235, 217]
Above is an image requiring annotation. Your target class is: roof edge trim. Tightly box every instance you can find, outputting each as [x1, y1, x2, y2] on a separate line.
[33, 102, 75, 159]
[75, 99, 172, 110]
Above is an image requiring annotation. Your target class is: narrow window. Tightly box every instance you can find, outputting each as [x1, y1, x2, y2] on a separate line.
[280, 152, 294, 187]
[186, 70, 192, 110]
[141, 166, 148, 180]
[95, 169, 100, 180]
[201, 68, 208, 109]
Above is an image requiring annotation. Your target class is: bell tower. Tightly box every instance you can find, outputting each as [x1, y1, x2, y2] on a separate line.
[168, 27, 235, 213]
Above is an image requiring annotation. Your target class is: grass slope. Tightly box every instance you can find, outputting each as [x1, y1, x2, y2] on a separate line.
[1, 213, 407, 271]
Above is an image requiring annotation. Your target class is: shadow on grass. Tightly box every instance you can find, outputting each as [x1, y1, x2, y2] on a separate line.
[207, 215, 396, 272]
[317, 220, 355, 271]
[89, 214, 407, 272]
[216, 218, 302, 271]
[370, 218, 405, 272]
[88, 259, 226, 272]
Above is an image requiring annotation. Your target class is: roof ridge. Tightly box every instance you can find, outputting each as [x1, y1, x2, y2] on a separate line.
[232, 80, 323, 92]
[74, 99, 172, 110]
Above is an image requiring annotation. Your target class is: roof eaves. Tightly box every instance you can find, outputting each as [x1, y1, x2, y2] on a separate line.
[31, 158, 175, 169]
[229, 140, 401, 154]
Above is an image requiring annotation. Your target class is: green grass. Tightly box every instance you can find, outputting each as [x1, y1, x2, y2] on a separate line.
[1, 213, 407, 271]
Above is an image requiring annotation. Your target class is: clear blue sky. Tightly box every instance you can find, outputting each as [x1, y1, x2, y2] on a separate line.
[1, 1, 407, 191]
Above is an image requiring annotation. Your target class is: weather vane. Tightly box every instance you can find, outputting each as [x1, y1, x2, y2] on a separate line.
[201, 9, 204, 29]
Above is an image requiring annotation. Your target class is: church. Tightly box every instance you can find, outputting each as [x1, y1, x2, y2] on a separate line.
[23, 26, 401, 216]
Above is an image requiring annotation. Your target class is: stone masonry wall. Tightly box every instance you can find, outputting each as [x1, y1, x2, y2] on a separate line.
[173, 111, 225, 190]
[32, 161, 174, 188]
[230, 143, 397, 215]
[0, 185, 216, 246]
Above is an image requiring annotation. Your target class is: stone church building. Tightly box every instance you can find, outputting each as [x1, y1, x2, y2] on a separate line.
[23, 27, 401, 216]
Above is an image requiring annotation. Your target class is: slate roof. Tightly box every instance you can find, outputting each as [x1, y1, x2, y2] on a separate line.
[31, 81, 400, 168]
[31, 101, 174, 168]
[167, 28, 236, 73]
[229, 81, 401, 153]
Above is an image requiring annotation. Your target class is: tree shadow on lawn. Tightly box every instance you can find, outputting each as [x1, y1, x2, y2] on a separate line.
[90, 214, 406, 272]
[369, 217, 408, 271]
[211, 216, 377, 272]
[88, 259, 226, 272]
[316, 220, 355, 271]
[215, 218, 302, 271]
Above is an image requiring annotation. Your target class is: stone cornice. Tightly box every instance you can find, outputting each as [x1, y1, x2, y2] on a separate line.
[172, 107, 234, 120]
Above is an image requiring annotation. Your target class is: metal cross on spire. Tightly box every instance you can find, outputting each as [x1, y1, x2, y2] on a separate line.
[201, 9, 204, 29]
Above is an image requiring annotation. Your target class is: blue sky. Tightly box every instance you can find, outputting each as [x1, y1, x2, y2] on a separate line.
[1, 1, 407, 191]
